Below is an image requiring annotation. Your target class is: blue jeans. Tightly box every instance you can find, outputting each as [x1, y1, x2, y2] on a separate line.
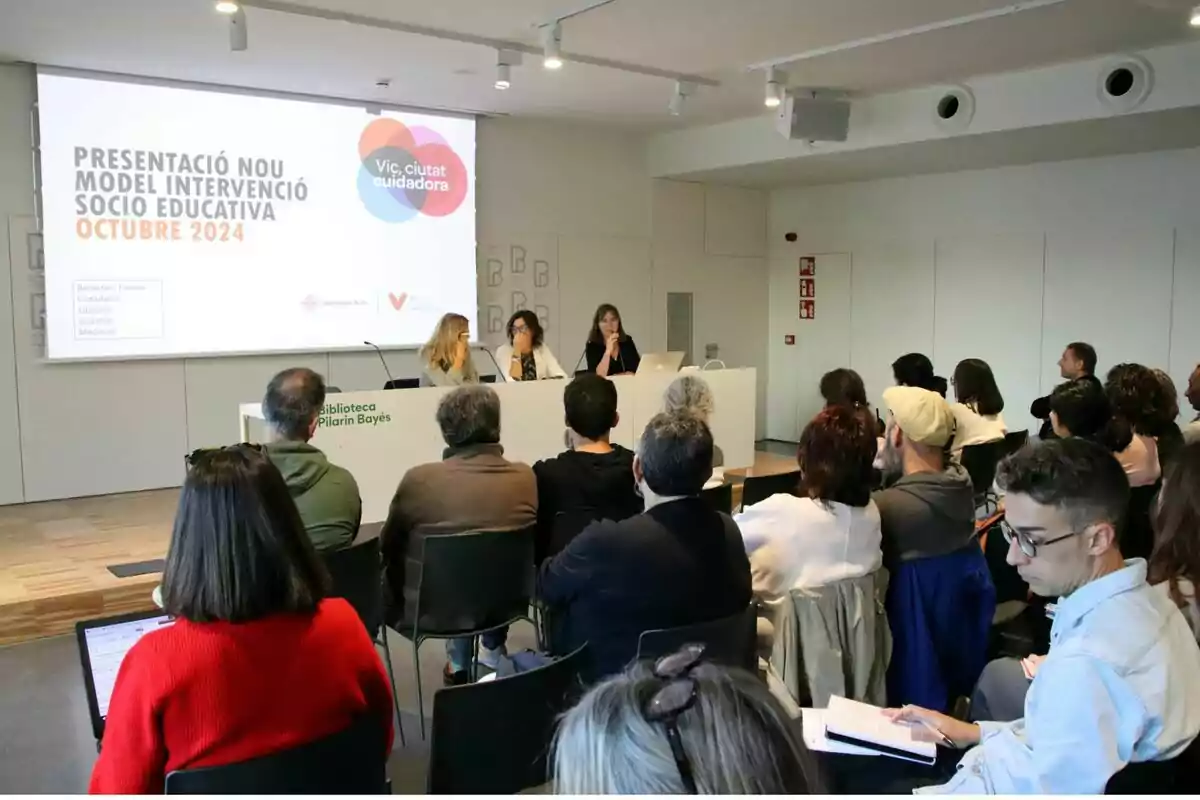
[445, 627, 509, 672]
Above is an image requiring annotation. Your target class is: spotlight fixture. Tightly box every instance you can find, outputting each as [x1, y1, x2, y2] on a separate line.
[495, 63, 511, 90]
[494, 49, 521, 91]
[214, 1, 239, 13]
[1191, 4, 1200, 26]
[764, 67, 785, 109]
[541, 22, 563, 70]
[228, 6, 248, 51]
[669, 80, 695, 116]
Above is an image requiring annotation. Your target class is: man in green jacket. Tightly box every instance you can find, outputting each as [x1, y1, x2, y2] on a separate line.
[262, 367, 362, 551]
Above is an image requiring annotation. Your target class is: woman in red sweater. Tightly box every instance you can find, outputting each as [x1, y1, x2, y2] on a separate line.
[90, 445, 394, 794]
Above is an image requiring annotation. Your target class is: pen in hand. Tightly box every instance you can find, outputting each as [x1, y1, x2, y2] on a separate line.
[909, 712, 955, 748]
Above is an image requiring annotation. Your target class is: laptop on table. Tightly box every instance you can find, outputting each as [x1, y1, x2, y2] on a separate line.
[636, 351, 686, 374]
[76, 609, 174, 742]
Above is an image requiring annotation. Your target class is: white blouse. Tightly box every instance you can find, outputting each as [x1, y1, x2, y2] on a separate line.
[949, 403, 1007, 454]
[735, 495, 883, 605]
[494, 343, 568, 382]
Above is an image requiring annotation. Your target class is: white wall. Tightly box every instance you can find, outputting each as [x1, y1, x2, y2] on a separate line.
[767, 147, 1200, 441]
[0, 64, 767, 503]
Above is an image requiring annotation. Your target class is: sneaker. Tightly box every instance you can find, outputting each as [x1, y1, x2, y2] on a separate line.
[442, 664, 469, 687]
[477, 644, 508, 671]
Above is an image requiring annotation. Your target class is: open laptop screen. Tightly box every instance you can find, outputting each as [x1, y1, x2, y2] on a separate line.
[77, 611, 173, 739]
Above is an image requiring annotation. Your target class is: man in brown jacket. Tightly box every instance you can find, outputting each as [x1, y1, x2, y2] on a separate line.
[381, 384, 537, 685]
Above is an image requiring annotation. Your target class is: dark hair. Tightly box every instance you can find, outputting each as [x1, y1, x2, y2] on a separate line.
[436, 385, 501, 447]
[996, 437, 1130, 534]
[588, 303, 626, 344]
[262, 367, 326, 440]
[1150, 441, 1200, 608]
[798, 406, 876, 507]
[819, 368, 867, 408]
[892, 353, 945, 396]
[162, 445, 328, 622]
[638, 412, 714, 496]
[953, 359, 1005, 416]
[1049, 379, 1132, 452]
[564, 373, 618, 441]
[1067, 342, 1098, 375]
[1106, 363, 1169, 437]
[506, 309, 545, 348]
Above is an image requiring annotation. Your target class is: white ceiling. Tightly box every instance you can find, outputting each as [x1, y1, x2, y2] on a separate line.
[0, 0, 1196, 130]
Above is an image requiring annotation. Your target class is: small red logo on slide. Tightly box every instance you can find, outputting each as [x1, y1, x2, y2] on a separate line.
[387, 292, 408, 311]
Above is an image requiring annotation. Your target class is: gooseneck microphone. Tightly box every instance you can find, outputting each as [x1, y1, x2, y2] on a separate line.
[363, 341, 397, 388]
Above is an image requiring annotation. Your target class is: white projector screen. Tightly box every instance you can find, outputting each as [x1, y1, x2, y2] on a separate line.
[36, 70, 477, 360]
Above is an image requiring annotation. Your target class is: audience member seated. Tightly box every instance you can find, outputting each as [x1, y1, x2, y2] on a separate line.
[495, 309, 567, 382]
[874, 386, 994, 710]
[893, 352, 947, 397]
[1151, 367, 1186, 467]
[261, 367, 361, 552]
[1186, 364, 1200, 444]
[820, 367, 868, 409]
[889, 438, 1200, 793]
[89, 445, 393, 794]
[380, 385, 536, 684]
[663, 373, 725, 467]
[533, 373, 640, 563]
[737, 405, 882, 603]
[948, 358, 1007, 455]
[420, 312, 479, 386]
[1106, 363, 1165, 487]
[538, 413, 751, 683]
[1030, 341, 1100, 439]
[1150, 440, 1200, 643]
[551, 651, 818, 794]
[1048, 377, 1131, 452]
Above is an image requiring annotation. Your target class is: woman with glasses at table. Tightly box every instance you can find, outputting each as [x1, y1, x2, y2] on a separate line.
[552, 646, 818, 794]
[89, 445, 394, 794]
[494, 309, 567, 382]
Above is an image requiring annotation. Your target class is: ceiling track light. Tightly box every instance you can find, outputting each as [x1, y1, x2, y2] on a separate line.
[669, 80, 695, 116]
[214, 1, 240, 13]
[1191, 4, 1200, 26]
[540, 22, 563, 70]
[228, 6, 248, 51]
[494, 49, 522, 91]
[495, 63, 511, 90]
[764, 67, 785, 109]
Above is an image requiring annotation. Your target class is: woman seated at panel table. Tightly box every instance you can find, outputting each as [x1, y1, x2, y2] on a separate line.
[89, 445, 393, 794]
[585, 303, 641, 377]
[420, 312, 479, 386]
[494, 310, 567, 382]
[948, 358, 1007, 455]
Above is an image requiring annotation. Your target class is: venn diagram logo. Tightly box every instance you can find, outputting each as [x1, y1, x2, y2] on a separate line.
[357, 119, 467, 223]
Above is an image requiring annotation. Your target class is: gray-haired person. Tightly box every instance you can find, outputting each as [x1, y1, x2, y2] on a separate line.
[663, 374, 724, 467]
[380, 384, 536, 685]
[262, 367, 362, 552]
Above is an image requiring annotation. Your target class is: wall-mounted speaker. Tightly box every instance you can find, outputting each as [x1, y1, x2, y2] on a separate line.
[933, 85, 975, 133]
[776, 92, 851, 142]
[1097, 55, 1154, 113]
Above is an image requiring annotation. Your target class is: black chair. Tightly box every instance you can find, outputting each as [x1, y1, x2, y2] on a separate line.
[426, 645, 589, 794]
[1002, 429, 1029, 456]
[636, 605, 757, 671]
[321, 536, 405, 747]
[390, 525, 539, 739]
[1106, 734, 1200, 794]
[165, 715, 390, 794]
[1122, 482, 1161, 562]
[959, 441, 1005, 501]
[701, 482, 733, 514]
[740, 470, 801, 509]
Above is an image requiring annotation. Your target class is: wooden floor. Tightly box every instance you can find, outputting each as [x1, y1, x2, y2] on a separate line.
[0, 449, 798, 647]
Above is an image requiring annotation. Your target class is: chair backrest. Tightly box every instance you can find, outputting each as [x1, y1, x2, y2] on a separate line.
[701, 482, 733, 514]
[427, 645, 589, 794]
[1122, 482, 1161, 562]
[636, 605, 756, 671]
[741, 470, 801, 508]
[165, 715, 388, 794]
[415, 526, 536, 633]
[1002, 429, 1029, 456]
[959, 441, 1004, 497]
[321, 536, 382, 637]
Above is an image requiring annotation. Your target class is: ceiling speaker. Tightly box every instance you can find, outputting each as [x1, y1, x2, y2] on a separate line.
[1097, 55, 1154, 113]
[776, 92, 850, 142]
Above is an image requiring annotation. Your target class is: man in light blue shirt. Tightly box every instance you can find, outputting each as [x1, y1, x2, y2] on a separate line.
[889, 438, 1200, 793]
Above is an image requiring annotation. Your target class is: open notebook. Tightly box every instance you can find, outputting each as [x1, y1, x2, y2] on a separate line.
[819, 696, 938, 765]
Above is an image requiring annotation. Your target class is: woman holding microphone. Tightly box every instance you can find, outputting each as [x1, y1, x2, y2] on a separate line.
[586, 303, 641, 377]
[495, 310, 567, 382]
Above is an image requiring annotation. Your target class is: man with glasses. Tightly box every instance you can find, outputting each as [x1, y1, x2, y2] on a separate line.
[888, 438, 1200, 793]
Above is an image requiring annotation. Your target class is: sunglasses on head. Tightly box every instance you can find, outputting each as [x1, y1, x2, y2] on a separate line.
[184, 442, 265, 468]
[643, 643, 706, 794]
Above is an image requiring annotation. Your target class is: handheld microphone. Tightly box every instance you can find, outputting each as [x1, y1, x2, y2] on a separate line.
[363, 341, 397, 388]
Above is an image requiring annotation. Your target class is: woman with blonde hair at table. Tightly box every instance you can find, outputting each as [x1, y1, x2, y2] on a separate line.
[420, 312, 479, 387]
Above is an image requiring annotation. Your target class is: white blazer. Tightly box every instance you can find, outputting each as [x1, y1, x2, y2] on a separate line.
[494, 343, 568, 382]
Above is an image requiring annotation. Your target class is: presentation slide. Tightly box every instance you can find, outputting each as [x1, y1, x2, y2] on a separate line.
[36, 71, 477, 360]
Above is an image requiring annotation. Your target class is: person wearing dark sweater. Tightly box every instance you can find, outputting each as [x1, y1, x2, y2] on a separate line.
[584, 303, 641, 376]
[90, 446, 393, 794]
[533, 373, 641, 563]
[539, 412, 752, 682]
[1030, 342, 1100, 439]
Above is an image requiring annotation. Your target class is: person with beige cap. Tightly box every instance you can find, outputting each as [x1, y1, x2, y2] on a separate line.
[874, 385, 995, 712]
